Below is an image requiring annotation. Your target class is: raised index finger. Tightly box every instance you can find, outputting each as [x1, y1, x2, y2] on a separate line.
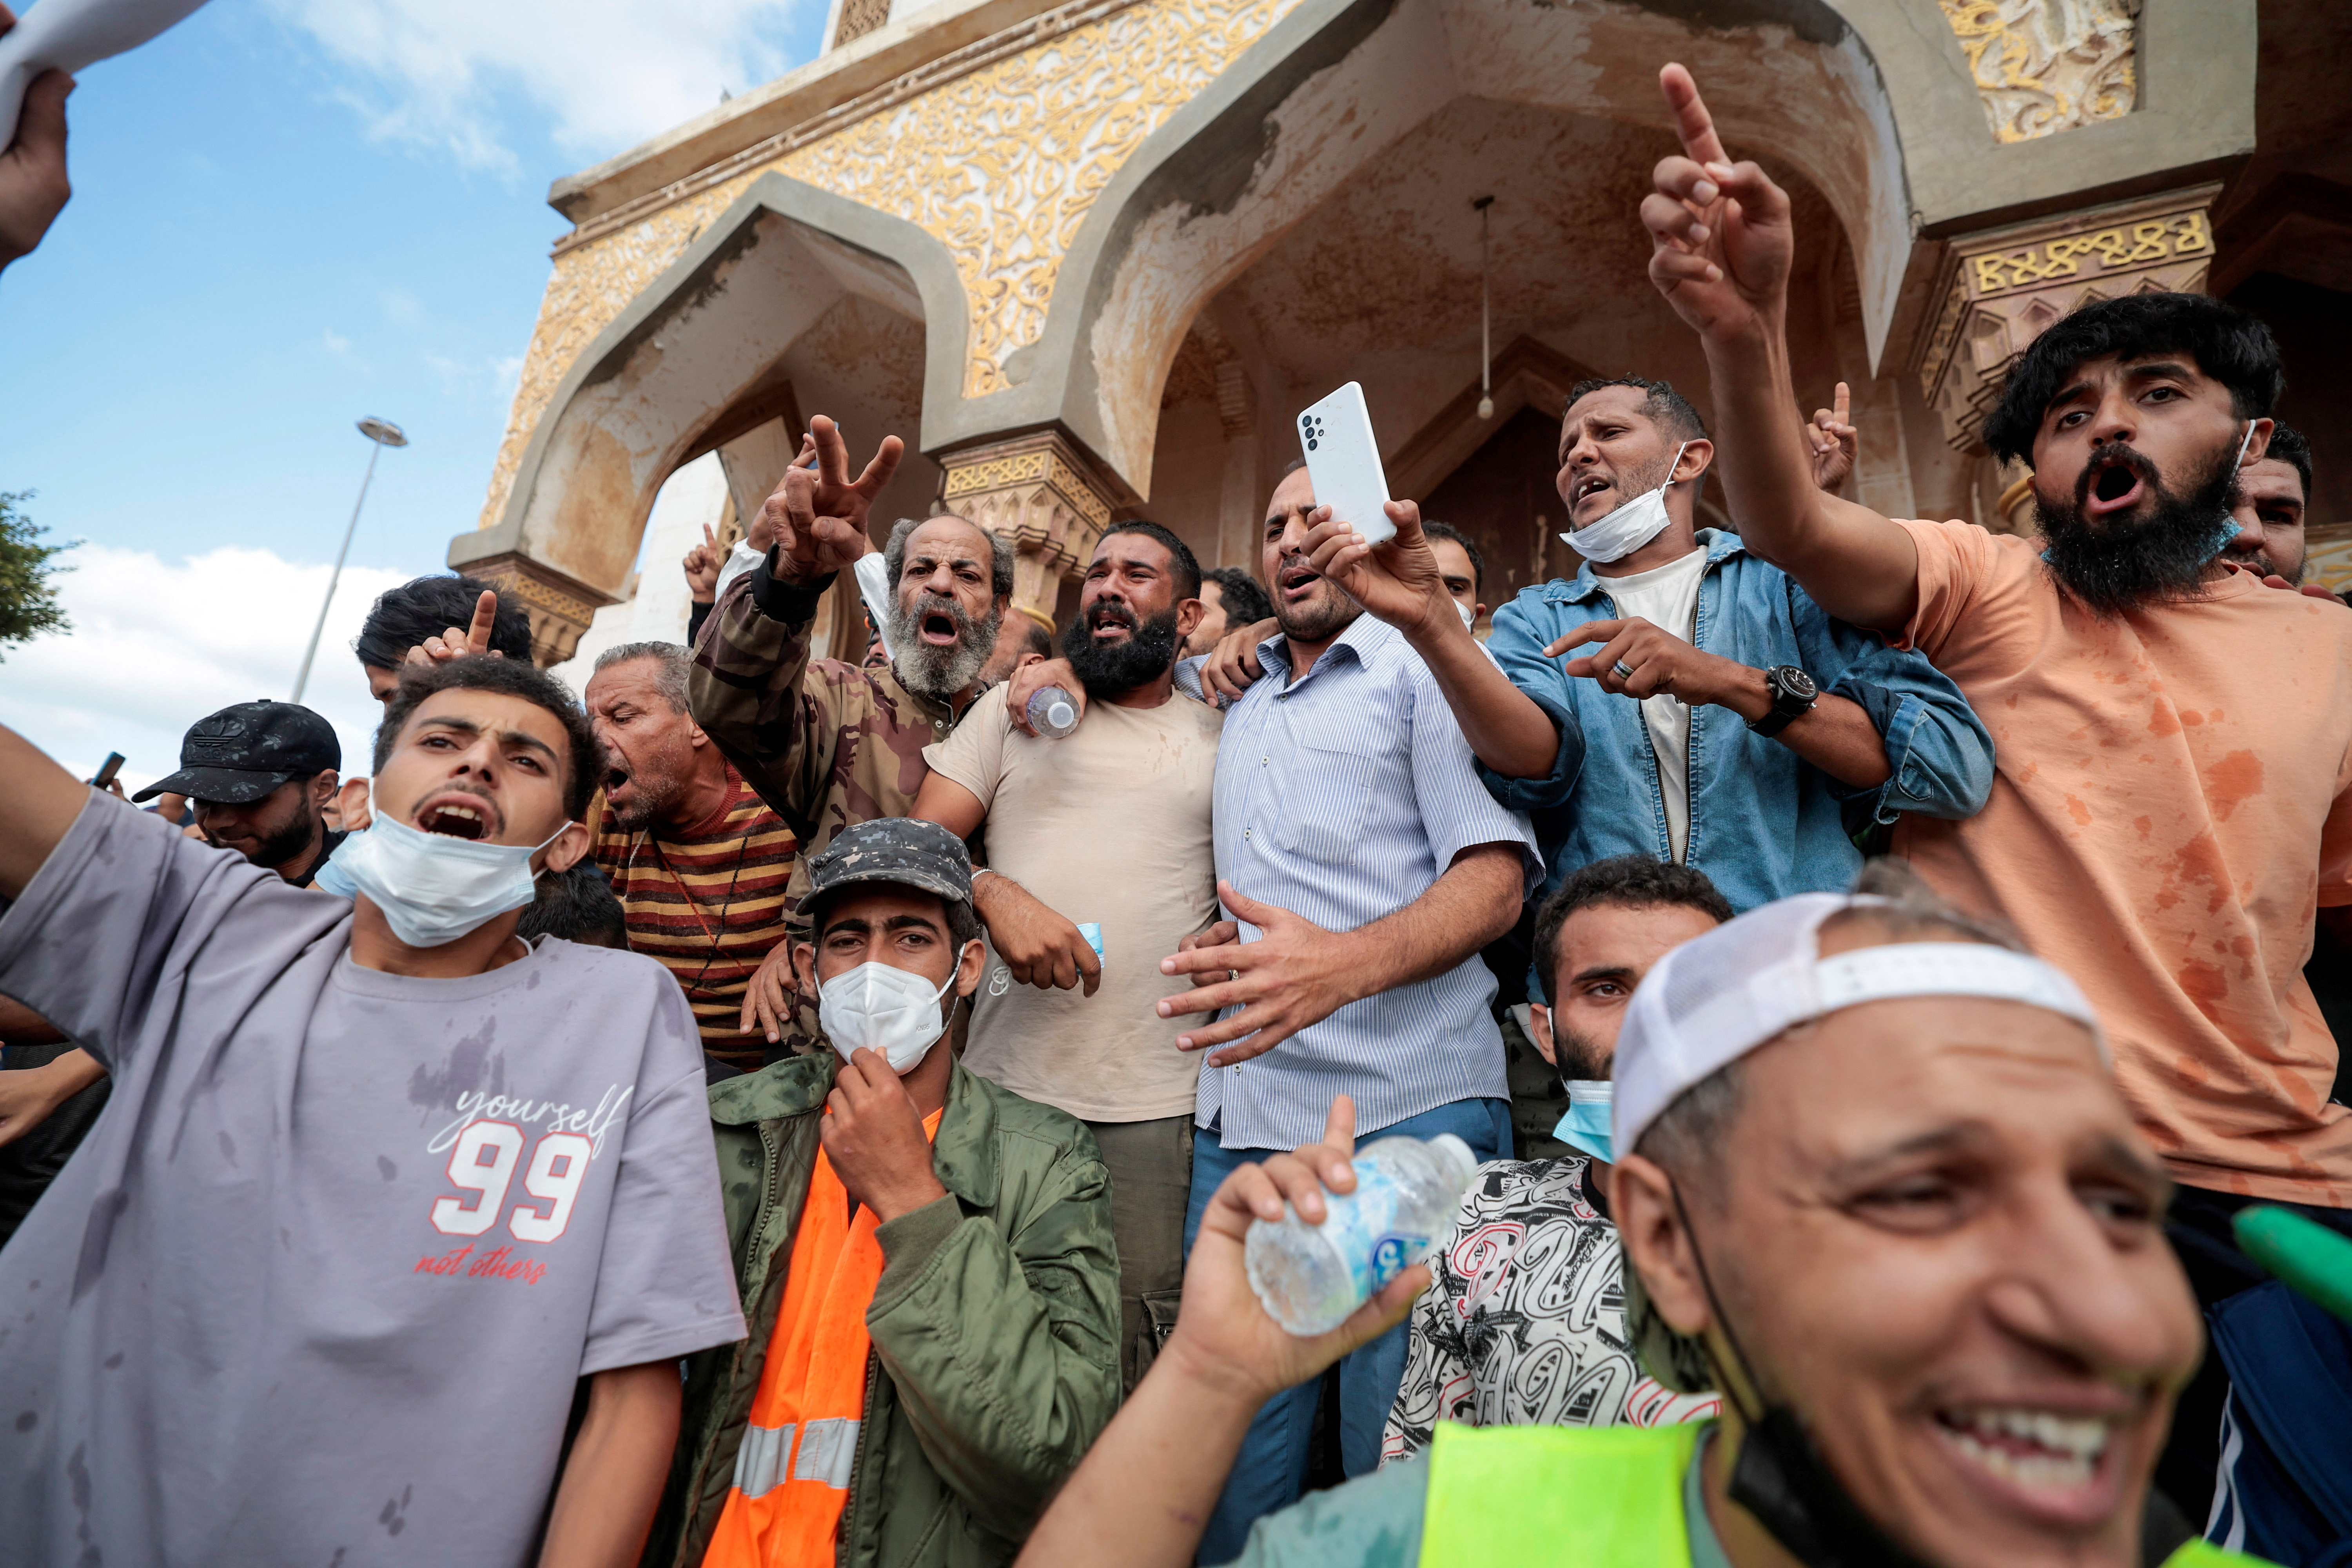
[466, 590, 498, 655]
[1659, 62, 1730, 169]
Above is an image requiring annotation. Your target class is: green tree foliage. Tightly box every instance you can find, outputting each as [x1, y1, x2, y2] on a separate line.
[0, 490, 73, 659]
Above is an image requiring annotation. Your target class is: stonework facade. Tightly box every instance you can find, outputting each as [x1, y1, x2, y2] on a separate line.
[459, 0, 2348, 653]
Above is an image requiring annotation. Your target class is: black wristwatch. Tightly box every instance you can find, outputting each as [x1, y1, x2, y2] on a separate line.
[1747, 665, 1818, 737]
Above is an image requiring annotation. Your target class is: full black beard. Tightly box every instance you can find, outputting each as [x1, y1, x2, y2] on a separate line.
[1060, 604, 1181, 696]
[2034, 439, 2240, 617]
[248, 807, 324, 872]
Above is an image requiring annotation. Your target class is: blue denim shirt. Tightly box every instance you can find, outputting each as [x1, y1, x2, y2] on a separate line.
[1483, 530, 1993, 919]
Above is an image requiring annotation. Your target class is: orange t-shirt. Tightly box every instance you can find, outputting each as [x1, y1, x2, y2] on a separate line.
[702, 1109, 944, 1567]
[1890, 520, 2352, 1205]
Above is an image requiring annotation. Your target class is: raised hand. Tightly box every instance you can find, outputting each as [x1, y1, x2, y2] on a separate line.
[974, 873, 1102, 996]
[1200, 617, 1278, 707]
[1005, 655, 1084, 737]
[1641, 63, 1794, 343]
[1806, 381, 1858, 492]
[1166, 1096, 1426, 1396]
[0, 4, 72, 272]
[759, 415, 902, 585]
[402, 589, 506, 670]
[821, 1048, 948, 1224]
[1305, 499, 1455, 641]
[682, 523, 720, 604]
[1155, 881, 1357, 1068]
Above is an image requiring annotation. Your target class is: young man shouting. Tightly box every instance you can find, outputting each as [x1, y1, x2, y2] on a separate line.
[1637, 70, 2352, 1252]
[0, 658, 744, 1568]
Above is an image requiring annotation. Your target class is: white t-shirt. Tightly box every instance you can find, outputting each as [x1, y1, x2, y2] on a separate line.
[924, 682, 1223, 1122]
[0, 796, 746, 1568]
[1593, 546, 1709, 862]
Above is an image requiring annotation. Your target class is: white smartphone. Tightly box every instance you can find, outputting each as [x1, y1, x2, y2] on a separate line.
[1296, 382, 1396, 545]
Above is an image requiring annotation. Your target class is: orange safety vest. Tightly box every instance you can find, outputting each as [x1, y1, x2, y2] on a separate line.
[701, 1109, 943, 1567]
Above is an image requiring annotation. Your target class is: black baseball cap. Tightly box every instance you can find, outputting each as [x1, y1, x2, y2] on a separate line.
[133, 701, 341, 804]
[804, 818, 973, 916]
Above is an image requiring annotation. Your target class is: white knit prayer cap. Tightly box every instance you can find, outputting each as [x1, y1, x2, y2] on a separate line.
[1612, 893, 2105, 1160]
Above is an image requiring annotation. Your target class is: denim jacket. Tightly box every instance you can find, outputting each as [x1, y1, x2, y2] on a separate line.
[1482, 530, 1993, 917]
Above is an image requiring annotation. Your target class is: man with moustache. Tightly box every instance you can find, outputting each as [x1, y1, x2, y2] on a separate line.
[134, 700, 347, 887]
[912, 521, 1223, 1391]
[586, 642, 797, 1074]
[1638, 66, 2352, 1514]
[692, 419, 1011, 1054]
[1145, 462, 1540, 1560]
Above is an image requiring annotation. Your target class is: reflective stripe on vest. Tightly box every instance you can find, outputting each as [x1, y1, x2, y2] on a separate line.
[1416, 1421, 2279, 1568]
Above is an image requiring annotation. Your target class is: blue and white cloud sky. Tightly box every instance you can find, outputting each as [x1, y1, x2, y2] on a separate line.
[1, 0, 824, 792]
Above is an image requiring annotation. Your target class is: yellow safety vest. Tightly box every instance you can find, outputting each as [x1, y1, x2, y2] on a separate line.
[1417, 1421, 2272, 1568]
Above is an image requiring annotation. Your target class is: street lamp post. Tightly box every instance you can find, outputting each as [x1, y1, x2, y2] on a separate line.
[292, 417, 408, 704]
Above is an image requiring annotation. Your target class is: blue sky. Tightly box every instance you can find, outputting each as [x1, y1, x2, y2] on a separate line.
[0, 0, 821, 789]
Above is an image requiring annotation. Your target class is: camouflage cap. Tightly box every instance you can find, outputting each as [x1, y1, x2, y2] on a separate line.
[804, 817, 973, 912]
[133, 700, 341, 804]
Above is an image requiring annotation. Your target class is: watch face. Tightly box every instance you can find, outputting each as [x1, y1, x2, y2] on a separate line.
[1779, 666, 1818, 702]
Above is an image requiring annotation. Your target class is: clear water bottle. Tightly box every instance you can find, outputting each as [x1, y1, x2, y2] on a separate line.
[1027, 686, 1080, 738]
[1244, 1134, 1478, 1336]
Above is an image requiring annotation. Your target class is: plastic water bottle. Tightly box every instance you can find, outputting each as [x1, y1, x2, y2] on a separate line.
[1027, 686, 1080, 738]
[1244, 1134, 1478, 1335]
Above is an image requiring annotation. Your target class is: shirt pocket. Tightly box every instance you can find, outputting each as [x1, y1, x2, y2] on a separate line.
[1275, 728, 1381, 866]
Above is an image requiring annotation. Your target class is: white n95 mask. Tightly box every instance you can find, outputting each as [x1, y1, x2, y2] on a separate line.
[820, 948, 974, 1071]
[322, 785, 570, 949]
[1560, 442, 1690, 563]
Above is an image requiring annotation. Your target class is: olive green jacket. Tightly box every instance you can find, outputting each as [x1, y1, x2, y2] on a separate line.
[642, 1053, 1122, 1568]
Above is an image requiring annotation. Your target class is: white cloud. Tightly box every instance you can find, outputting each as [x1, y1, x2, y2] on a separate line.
[267, 0, 813, 170]
[0, 544, 419, 797]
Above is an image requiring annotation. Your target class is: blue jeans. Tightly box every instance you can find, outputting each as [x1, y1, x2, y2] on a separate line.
[1182, 1096, 1511, 1565]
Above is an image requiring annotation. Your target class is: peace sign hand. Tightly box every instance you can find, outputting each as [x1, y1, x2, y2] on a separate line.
[1640, 63, 1794, 343]
[760, 415, 900, 585]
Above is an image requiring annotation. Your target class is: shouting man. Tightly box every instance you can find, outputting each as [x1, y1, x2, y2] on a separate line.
[0, 659, 743, 1567]
[692, 419, 1011, 1055]
[914, 520, 1223, 1390]
[586, 641, 797, 1075]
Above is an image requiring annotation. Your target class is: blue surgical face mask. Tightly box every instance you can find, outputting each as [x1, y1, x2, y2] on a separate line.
[323, 784, 570, 949]
[1553, 1080, 1614, 1165]
[2202, 419, 2262, 561]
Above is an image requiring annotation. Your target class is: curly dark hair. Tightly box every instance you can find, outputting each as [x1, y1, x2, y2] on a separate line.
[1982, 292, 2284, 466]
[372, 655, 602, 822]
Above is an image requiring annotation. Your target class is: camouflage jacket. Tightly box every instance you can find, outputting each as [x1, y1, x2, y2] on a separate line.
[688, 561, 985, 1050]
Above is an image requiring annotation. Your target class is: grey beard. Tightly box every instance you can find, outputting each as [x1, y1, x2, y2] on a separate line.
[889, 595, 999, 702]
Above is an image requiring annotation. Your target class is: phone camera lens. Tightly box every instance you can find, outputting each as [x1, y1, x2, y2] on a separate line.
[1307, 439, 1318, 450]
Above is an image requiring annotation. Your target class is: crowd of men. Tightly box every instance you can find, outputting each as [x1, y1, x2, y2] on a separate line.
[2, 57, 2350, 1568]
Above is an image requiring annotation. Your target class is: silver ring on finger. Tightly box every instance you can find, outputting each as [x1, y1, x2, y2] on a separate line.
[1613, 660, 1636, 681]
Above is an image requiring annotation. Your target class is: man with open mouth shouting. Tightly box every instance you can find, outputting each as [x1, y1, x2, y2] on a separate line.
[690, 416, 1012, 1059]
[1638, 64, 2352, 1518]
[0, 657, 743, 1568]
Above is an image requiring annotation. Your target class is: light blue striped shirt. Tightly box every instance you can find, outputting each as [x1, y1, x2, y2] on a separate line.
[1194, 614, 1540, 1150]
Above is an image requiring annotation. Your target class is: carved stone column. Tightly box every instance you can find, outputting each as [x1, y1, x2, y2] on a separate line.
[1912, 183, 2223, 457]
[457, 552, 617, 668]
[935, 429, 1117, 630]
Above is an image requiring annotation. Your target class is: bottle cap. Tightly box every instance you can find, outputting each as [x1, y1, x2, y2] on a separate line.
[1047, 698, 1076, 729]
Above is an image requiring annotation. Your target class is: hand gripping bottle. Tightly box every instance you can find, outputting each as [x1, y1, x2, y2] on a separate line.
[1026, 686, 1080, 738]
[1244, 1134, 1478, 1335]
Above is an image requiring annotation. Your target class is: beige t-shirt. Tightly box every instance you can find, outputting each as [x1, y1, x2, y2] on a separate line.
[924, 682, 1224, 1122]
[1891, 520, 2352, 1205]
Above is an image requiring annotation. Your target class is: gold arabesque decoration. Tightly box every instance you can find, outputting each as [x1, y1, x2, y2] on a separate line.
[1937, 0, 2137, 144]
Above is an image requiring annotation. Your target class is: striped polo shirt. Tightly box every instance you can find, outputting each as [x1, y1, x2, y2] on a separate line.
[591, 764, 797, 1073]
